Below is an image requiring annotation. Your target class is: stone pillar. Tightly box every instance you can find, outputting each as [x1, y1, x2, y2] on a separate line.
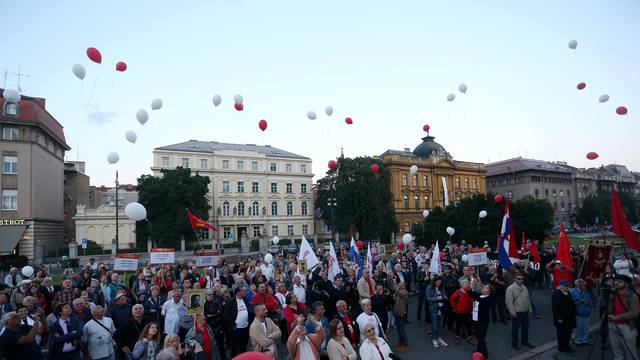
[313, 234, 318, 247]
[111, 239, 117, 256]
[147, 238, 152, 253]
[180, 237, 186, 252]
[240, 232, 248, 253]
[34, 240, 44, 265]
[69, 241, 78, 258]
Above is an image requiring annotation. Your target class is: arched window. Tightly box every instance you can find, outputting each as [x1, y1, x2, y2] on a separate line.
[301, 201, 308, 215]
[424, 196, 429, 209]
[251, 201, 259, 216]
[414, 196, 419, 209]
[237, 201, 245, 216]
[403, 195, 409, 209]
[222, 202, 229, 216]
[271, 202, 278, 216]
[286, 201, 293, 216]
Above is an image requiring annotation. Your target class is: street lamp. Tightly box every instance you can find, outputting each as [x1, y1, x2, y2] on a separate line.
[327, 195, 338, 242]
[422, 210, 429, 244]
[115, 171, 119, 251]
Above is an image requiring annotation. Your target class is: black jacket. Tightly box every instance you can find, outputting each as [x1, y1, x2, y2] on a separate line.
[333, 311, 360, 345]
[222, 296, 252, 332]
[48, 316, 83, 359]
[551, 289, 577, 328]
[204, 296, 226, 335]
[114, 317, 150, 352]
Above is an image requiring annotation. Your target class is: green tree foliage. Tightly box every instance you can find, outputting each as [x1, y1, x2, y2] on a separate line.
[576, 189, 639, 226]
[411, 194, 554, 247]
[315, 157, 397, 242]
[136, 167, 211, 248]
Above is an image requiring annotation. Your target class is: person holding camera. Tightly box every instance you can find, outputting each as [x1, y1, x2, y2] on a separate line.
[286, 315, 324, 360]
[185, 314, 218, 360]
[607, 274, 639, 360]
[598, 273, 615, 349]
[161, 333, 204, 360]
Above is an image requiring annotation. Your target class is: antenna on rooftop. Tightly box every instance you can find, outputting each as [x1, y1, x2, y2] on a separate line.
[3, 67, 31, 91]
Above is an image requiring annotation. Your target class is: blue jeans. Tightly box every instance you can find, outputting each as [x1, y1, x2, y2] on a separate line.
[574, 315, 590, 343]
[430, 310, 443, 339]
[397, 314, 408, 346]
[526, 286, 538, 316]
[511, 312, 529, 346]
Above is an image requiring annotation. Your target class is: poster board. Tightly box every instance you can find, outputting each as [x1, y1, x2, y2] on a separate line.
[298, 259, 308, 276]
[467, 248, 488, 266]
[150, 248, 175, 264]
[187, 289, 205, 315]
[114, 254, 139, 271]
[195, 251, 221, 267]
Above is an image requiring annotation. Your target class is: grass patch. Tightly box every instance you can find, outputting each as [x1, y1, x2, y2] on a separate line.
[546, 236, 622, 246]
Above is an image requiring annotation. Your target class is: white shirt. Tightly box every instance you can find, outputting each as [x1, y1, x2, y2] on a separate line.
[359, 337, 392, 360]
[235, 298, 249, 328]
[614, 259, 633, 277]
[293, 284, 306, 304]
[161, 299, 185, 334]
[82, 317, 115, 359]
[275, 292, 287, 310]
[356, 312, 380, 339]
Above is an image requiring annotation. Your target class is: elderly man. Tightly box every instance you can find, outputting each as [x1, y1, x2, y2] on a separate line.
[292, 275, 307, 305]
[22, 296, 39, 316]
[72, 298, 92, 325]
[570, 279, 593, 346]
[82, 305, 116, 360]
[115, 303, 149, 357]
[334, 300, 360, 346]
[505, 273, 534, 350]
[10, 280, 31, 310]
[355, 298, 384, 341]
[106, 292, 132, 330]
[3, 267, 22, 288]
[608, 274, 639, 360]
[52, 279, 79, 308]
[249, 304, 281, 356]
[38, 277, 57, 313]
[162, 290, 186, 336]
[0, 310, 43, 358]
[552, 279, 576, 354]
[357, 269, 375, 301]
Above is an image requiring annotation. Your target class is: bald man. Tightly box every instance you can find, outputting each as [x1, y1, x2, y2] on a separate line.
[333, 300, 360, 346]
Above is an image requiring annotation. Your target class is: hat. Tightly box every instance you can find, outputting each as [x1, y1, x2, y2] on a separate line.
[558, 280, 569, 287]
[21, 279, 31, 285]
[114, 292, 127, 300]
[615, 274, 632, 283]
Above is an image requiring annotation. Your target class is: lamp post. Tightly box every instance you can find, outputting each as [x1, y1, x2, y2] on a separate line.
[115, 171, 119, 251]
[327, 175, 338, 242]
[422, 210, 429, 244]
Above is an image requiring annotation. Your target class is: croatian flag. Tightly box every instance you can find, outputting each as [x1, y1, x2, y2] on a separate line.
[498, 201, 518, 269]
[348, 237, 364, 278]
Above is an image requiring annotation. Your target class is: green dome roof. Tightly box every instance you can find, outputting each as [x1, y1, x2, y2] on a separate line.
[412, 136, 448, 158]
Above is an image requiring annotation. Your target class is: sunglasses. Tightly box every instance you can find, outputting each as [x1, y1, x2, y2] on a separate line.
[366, 329, 374, 333]
[517, 277, 524, 280]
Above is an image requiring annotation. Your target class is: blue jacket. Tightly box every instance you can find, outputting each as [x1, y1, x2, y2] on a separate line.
[570, 288, 594, 317]
[426, 284, 447, 313]
[48, 316, 83, 358]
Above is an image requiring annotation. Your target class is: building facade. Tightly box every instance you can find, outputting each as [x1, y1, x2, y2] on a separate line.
[152, 140, 314, 247]
[73, 204, 137, 249]
[63, 161, 90, 245]
[573, 164, 639, 208]
[1, 90, 70, 260]
[380, 134, 486, 237]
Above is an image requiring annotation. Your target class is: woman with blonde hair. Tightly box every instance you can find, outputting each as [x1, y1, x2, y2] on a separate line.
[327, 319, 357, 360]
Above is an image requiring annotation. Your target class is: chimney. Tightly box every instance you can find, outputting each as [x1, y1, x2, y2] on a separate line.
[404, 147, 411, 152]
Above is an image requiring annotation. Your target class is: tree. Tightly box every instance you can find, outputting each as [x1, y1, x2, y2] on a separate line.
[136, 167, 211, 248]
[510, 196, 555, 241]
[315, 157, 397, 242]
[576, 189, 639, 226]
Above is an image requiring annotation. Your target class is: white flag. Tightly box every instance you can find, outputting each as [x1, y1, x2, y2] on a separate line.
[429, 241, 442, 275]
[298, 235, 320, 270]
[328, 241, 341, 284]
[442, 176, 449, 207]
[366, 242, 373, 275]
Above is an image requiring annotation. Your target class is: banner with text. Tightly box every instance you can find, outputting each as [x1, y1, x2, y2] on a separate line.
[150, 248, 175, 264]
[114, 254, 139, 271]
[195, 251, 221, 267]
[468, 248, 488, 266]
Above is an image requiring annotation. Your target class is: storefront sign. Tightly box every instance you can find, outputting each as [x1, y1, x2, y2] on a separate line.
[0, 219, 26, 225]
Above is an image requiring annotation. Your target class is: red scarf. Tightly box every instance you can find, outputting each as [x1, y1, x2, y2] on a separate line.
[196, 324, 212, 360]
[367, 277, 374, 296]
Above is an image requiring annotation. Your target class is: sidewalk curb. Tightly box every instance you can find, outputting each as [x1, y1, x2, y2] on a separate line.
[507, 323, 600, 360]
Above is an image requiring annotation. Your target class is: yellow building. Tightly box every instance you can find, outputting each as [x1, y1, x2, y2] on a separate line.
[380, 134, 486, 237]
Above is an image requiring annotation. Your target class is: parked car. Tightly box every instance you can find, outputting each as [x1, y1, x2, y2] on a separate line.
[268, 244, 281, 255]
[287, 244, 298, 254]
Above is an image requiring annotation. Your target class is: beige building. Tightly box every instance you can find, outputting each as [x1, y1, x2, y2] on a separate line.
[73, 204, 137, 249]
[64, 161, 90, 244]
[1, 90, 70, 260]
[152, 140, 314, 248]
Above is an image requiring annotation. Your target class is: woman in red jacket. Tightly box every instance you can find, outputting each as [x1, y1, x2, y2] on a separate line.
[450, 279, 475, 345]
[283, 292, 308, 336]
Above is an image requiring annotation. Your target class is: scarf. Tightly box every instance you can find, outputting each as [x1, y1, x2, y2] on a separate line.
[196, 324, 212, 360]
[367, 277, 374, 296]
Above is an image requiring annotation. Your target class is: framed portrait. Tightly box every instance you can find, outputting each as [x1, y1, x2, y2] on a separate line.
[187, 289, 205, 315]
[298, 259, 308, 276]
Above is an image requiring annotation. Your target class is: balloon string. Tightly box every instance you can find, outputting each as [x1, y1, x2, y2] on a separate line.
[85, 65, 102, 108]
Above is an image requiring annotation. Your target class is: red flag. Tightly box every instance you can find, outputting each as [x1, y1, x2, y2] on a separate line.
[186, 209, 218, 231]
[555, 224, 574, 269]
[529, 239, 541, 264]
[520, 232, 526, 254]
[610, 188, 640, 251]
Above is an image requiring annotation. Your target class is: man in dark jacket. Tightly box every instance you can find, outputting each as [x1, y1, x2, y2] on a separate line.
[49, 303, 83, 359]
[106, 292, 132, 330]
[114, 304, 150, 358]
[333, 300, 360, 347]
[223, 287, 251, 357]
[551, 280, 576, 353]
[204, 288, 227, 360]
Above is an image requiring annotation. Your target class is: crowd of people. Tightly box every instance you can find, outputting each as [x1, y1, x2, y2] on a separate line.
[0, 238, 638, 360]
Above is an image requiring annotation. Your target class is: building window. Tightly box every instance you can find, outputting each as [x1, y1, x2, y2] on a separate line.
[287, 225, 294, 236]
[286, 201, 293, 216]
[423, 176, 428, 188]
[271, 183, 277, 193]
[464, 178, 469, 189]
[545, 189, 549, 197]
[302, 225, 308, 235]
[424, 196, 429, 209]
[1, 190, 17, 210]
[161, 157, 170, 167]
[534, 188, 539, 198]
[301, 201, 308, 215]
[552, 189, 557, 197]
[252, 182, 259, 193]
[567, 190, 571, 197]
[301, 184, 307, 194]
[271, 202, 278, 216]
[251, 201, 259, 216]
[222, 160, 229, 169]
[271, 225, 278, 236]
[473, 178, 477, 190]
[222, 202, 230, 216]
[2, 127, 18, 140]
[222, 181, 230, 193]
[181, 158, 189, 168]
[253, 226, 261, 238]
[3, 156, 17, 174]
[251, 161, 258, 171]
[455, 178, 460, 189]
[412, 175, 418, 186]
[560, 190, 564, 197]
[285, 163, 292, 173]
[237, 181, 244, 193]
[237, 201, 245, 216]
[200, 159, 208, 169]
[414, 196, 419, 209]
[286, 183, 293, 194]
[270, 162, 277, 172]
[223, 227, 232, 239]
[403, 195, 409, 209]
[300, 164, 307, 173]
[237, 160, 244, 170]
[402, 175, 408, 186]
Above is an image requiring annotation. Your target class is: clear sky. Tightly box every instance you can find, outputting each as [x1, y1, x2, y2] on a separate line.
[2, 0, 639, 185]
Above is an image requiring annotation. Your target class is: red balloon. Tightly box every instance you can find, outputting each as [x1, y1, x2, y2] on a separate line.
[328, 160, 337, 170]
[258, 119, 267, 132]
[345, 117, 353, 125]
[115, 61, 127, 72]
[494, 193, 504, 204]
[397, 242, 405, 250]
[423, 124, 430, 132]
[576, 82, 586, 90]
[232, 352, 273, 360]
[86, 47, 102, 64]
[586, 151, 599, 160]
[234, 103, 244, 111]
[371, 163, 379, 174]
[471, 352, 485, 360]
[356, 240, 364, 249]
[616, 106, 628, 115]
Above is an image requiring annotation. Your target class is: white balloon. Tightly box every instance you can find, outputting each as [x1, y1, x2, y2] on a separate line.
[233, 94, 243, 104]
[447, 93, 455, 102]
[599, 94, 610, 103]
[151, 98, 163, 110]
[125, 130, 137, 143]
[72, 64, 86, 80]
[458, 83, 467, 94]
[568, 40, 578, 50]
[22, 266, 34, 278]
[124, 202, 147, 221]
[212, 94, 222, 107]
[107, 152, 120, 164]
[461, 254, 468, 263]
[272, 236, 280, 245]
[136, 110, 149, 125]
[479, 210, 488, 219]
[325, 106, 333, 116]
[422, 210, 430, 218]
[410, 165, 418, 176]
[402, 233, 412, 245]
[2, 89, 20, 102]
[446, 226, 455, 236]
[307, 111, 317, 120]
[264, 253, 273, 264]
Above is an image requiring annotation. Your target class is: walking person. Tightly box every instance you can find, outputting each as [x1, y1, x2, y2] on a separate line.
[607, 274, 639, 360]
[570, 279, 594, 346]
[551, 280, 576, 354]
[505, 273, 534, 350]
[472, 284, 492, 359]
